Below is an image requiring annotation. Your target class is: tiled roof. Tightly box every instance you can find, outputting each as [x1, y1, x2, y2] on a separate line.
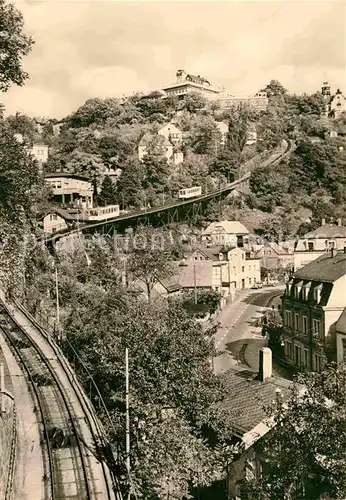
[303, 224, 346, 239]
[179, 260, 213, 288]
[294, 251, 346, 283]
[218, 367, 293, 434]
[202, 220, 249, 236]
[186, 74, 210, 86]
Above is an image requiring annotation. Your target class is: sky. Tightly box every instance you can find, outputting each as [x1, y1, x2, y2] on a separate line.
[1, 0, 345, 119]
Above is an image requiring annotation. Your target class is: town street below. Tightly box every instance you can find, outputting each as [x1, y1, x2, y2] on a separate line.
[213, 285, 285, 375]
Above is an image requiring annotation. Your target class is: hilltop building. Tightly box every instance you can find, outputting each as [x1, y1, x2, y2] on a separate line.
[162, 69, 221, 100]
[282, 250, 346, 372]
[293, 218, 346, 271]
[217, 91, 268, 112]
[321, 82, 346, 118]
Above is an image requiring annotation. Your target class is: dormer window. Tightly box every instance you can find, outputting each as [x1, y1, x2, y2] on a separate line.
[295, 281, 303, 299]
[314, 284, 322, 303]
[219, 253, 224, 261]
[302, 282, 311, 300]
[286, 279, 293, 295]
[308, 241, 314, 251]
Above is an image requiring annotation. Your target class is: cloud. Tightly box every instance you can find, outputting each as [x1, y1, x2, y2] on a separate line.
[2, 0, 345, 118]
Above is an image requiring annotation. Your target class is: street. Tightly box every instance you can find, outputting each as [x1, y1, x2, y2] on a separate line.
[213, 286, 285, 374]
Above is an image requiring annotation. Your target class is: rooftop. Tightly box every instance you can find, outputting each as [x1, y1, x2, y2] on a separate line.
[44, 172, 91, 182]
[303, 223, 346, 239]
[294, 251, 346, 283]
[202, 220, 249, 236]
[218, 366, 293, 435]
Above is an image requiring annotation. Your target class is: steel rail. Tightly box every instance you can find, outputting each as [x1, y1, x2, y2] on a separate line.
[14, 300, 121, 499]
[0, 302, 93, 500]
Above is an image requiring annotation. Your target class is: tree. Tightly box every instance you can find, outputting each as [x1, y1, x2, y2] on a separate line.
[127, 227, 174, 302]
[261, 79, 287, 98]
[0, 121, 40, 221]
[116, 156, 145, 209]
[62, 295, 234, 498]
[226, 104, 250, 156]
[240, 364, 346, 499]
[98, 175, 117, 206]
[0, 0, 34, 91]
[211, 148, 239, 180]
[181, 92, 207, 113]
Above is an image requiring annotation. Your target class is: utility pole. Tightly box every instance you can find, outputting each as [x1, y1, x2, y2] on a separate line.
[0, 361, 4, 414]
[55, 267, 60, 337]
[194, 263, 197, 305]
[125, 348, 130, 475]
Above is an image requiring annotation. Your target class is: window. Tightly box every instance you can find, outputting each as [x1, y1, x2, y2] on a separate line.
[308, 242, 314, 251]
[242, 254, 245, 260]
[328, 240, 335, 249]
[294, 313, 299, 331]
[314, 354, 325, 372]
[285, 310, 292, 327]
[294, 286, 300, 299]
[314, 287, 321, 303]
[343, 340, 346, 363]
[303, 349, 308, 368]
[295, 345, 301, 366]
[242, 266, 245, 273]
[302, 316, 307, 334]
[313, 319, 321, 337]
[285, 340, 293, 359]
[249, 278, 252, 284]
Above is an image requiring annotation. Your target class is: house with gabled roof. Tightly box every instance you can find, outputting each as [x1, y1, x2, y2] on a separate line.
[216, 348, 296, 498]
[138, 133, 173, 162]
[201, 220, 250, 247]
[294, 218, 346, 271]
[255, 241, 294, 271]
[282, 249, 346, 372]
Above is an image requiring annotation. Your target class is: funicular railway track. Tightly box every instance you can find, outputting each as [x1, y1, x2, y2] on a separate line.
[0, 297, 120, 500]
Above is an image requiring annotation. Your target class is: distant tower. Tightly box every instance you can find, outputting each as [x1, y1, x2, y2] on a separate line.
[321, 81, 331, 98]
[176, 69, 187, 83]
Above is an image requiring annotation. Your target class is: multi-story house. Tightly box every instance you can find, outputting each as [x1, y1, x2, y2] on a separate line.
[158, 122, 183, 145]
[162, 69, 221, 100]
[294, 218, 346, 271]
[44, 173, 93, 208]
[189, 245, 261, 292]
[336, 307, 346, 365]
[201, 220, 250, 247]
[30, 144, 49, 164]
[281, 249, 346, 372]
[321, 82, 346, 118]
[138, 132, 183, 165]
[255, 242, 294, 271]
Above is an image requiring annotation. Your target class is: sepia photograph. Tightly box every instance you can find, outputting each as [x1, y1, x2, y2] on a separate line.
[0, 0, 345, 498]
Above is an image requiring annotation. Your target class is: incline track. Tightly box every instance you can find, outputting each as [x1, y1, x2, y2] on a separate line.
[0, 297, 120, 500]
[42, 139, 294, 246]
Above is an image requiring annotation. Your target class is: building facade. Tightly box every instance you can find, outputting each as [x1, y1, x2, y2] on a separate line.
[30, 144, 49, 164]
[162, 69, 221, 100]
[201, 220, 250, 247]
[217, 92, 268, 112]
[44, 173, 93, 208]
[255, 242, 294, 271]
[294, 219, 346, 271]
[158, 122, 183, 144]
[189, 245, 261, 291]
[282, 250, 346, 372]
[321, 82, 346, 118]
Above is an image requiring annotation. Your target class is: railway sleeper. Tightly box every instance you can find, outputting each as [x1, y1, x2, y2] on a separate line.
[32, 372, 54, 386]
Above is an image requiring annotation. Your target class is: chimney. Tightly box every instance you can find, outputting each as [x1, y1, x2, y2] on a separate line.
[258, 347, 272, 381]
[321, 218, 326, 226]
[337, 218, 342, 227]
[331, 248, 338, 258]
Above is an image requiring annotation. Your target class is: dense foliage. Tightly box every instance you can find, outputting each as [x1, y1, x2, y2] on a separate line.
[239, 364, 346, 499]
